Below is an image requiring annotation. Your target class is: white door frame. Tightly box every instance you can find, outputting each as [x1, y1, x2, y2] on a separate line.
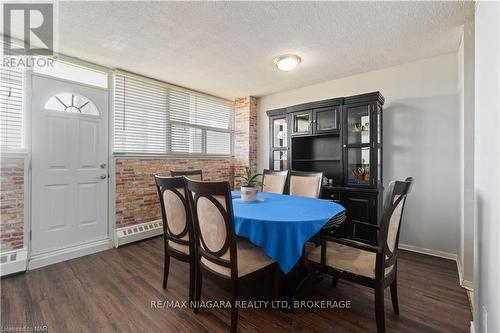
[28, 72, 113, 269]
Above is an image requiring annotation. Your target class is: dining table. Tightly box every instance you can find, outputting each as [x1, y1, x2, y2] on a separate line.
[231, 191, 346, 274]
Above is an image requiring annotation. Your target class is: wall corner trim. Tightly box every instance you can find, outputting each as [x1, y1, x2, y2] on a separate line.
[0, 248, 28, 277]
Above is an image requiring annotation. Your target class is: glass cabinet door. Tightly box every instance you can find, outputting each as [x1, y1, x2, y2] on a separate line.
[346, 147, 371, 185]
[343, 103, 376, 187]
[272, 117, 287, 148]
[346, 105, 371, 145]
[292, 111, 312, 135]
[272, 150, 288, 171]
[314, 107, 339, 133]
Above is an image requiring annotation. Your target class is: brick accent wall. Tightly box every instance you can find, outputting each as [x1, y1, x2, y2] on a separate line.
[0, 97, 258, 249]
[0, 158, 24, 252]
[114, 96, 257, 229]
[234, 96, 258, 187]
[115, 158, 234, 228]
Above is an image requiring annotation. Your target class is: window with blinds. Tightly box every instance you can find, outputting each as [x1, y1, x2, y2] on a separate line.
[0, 66, 24, 150]
[113, 72, 233, 156]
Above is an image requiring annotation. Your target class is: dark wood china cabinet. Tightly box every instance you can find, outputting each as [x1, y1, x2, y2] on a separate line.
[267, 92, 384, 244]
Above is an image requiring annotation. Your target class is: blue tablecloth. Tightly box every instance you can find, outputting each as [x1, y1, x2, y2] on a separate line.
[231, 192, 345, 273]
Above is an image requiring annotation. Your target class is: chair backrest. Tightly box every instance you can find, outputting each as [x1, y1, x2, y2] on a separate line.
[262, 169, 288, 194]
[154, 175, 193, 255]
[171, 169, 203, 181]
[379, 177, 413, 259]
[289, 170, 324, 198]
[185, 179, 237, 278]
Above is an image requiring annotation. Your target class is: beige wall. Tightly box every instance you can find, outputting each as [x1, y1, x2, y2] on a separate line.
[257, 53, 461, 255]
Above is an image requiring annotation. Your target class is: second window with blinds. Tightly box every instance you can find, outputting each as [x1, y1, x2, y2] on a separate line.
[113, 72, 233, 156]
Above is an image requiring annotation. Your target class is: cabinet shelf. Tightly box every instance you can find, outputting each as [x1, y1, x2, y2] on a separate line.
[292, 158, 340, 162]
[267, 91, 384, 245]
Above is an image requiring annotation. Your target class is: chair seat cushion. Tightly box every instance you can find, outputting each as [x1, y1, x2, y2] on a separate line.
[308, 241, 393, 279]
[201, 238, 275, 277]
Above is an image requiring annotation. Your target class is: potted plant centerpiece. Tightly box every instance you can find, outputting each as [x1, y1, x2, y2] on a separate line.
[236, 167, 262, 202]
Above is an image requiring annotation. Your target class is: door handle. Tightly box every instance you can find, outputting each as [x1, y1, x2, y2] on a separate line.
[99, 174, 107, 180]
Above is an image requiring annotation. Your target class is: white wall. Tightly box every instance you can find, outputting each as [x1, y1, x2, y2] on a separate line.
[257, 53, 461, 255]
[474, 2, 500, 333]
[458, 21, 475, 287]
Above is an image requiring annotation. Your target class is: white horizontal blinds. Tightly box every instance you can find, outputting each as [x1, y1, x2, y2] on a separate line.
[0, 65, 24, 150]
[206, 130, 231, 155]
[113, 74, 168, 154]
[113, 71, 233, 155]
[170, 124, 203, 154]
[168, 86, 233, 155]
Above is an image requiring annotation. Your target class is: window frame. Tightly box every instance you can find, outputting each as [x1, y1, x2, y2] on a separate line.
[0, 65, 26, 153]
[111, 70, 234, 158]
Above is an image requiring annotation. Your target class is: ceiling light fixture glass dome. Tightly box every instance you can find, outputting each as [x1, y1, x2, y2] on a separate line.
[273, 54, 301, 72]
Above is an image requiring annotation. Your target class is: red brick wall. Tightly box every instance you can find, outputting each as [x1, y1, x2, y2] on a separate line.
[0, 97, 257, 248]
[0, 158, 24, 252]
[115, 158, 234, 228]
[234, 96, 258, 187]
[114, 96, 257, 229]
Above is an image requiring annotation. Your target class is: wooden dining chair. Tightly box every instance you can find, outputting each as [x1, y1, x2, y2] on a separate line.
[307, 177, 413, 333]
[154, 175, 196, 304]
[289, 170, 324, 198]
[185, 178, 280, 333]
[170, 169, 203, 181]
[262, 169, 288, 194]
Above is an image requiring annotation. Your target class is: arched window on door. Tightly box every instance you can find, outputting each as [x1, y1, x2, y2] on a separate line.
[44, 93, 99, 116]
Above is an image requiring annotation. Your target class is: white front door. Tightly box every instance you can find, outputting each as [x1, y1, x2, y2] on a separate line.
[31, 75, 109, 256]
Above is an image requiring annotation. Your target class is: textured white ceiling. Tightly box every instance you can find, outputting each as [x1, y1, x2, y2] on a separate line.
[8, 1, 474, 99]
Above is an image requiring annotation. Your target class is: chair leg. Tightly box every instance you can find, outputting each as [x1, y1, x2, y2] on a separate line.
[230, 280, 238, 333]
[331, 276, 339, 288]
[273, 267, 281, 300]
[390, 275, 400, 315]
[193, 265, 202, 313]
[374, 284, 386, 333]
[188, 259, 195, 304]
[163, 251, 170, 289]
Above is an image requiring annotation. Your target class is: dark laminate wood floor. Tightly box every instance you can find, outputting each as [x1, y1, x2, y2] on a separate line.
[1, 237, 472, 333]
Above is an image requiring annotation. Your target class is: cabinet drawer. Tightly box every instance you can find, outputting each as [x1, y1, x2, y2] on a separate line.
[321, 189, 342, 203]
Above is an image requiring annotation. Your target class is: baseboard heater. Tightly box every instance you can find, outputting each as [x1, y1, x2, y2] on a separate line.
[114, 220, 163, 247]
[0, 248, 27, 277]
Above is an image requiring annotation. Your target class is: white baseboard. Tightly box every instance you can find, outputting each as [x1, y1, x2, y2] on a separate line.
[114, 220, 163, 247]
[28, 239, 113, 270]
[0, 248, 28, 276]
[456, 257, 475, 291]
[399, 243, 458, 260]
[400, 243, 474, 293]
[462, 279, 474, 290]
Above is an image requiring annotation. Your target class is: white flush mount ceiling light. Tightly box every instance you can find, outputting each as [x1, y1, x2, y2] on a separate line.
[273, 54, 301, 72]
